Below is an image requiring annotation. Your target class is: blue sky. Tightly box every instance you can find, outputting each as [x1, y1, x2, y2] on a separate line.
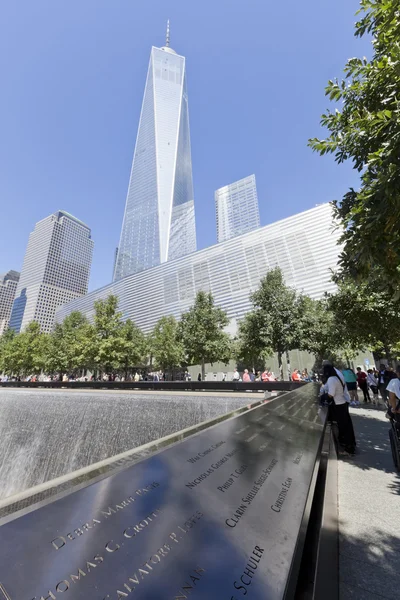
[0, 0, 370, 291]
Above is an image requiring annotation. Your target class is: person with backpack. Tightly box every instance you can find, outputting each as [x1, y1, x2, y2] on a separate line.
[323, 363, 356, 456]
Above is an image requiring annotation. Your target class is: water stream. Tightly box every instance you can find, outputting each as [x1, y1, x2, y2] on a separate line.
[0, 389, 248, 500]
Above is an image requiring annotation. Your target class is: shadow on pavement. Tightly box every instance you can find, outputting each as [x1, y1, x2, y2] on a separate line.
[342, 408, 400, 495]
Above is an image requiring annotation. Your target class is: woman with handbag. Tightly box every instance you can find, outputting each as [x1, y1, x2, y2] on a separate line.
[323, 364, 356, 456]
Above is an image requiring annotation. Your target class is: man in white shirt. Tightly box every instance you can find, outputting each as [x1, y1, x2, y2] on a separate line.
[232, 369, 240, 382]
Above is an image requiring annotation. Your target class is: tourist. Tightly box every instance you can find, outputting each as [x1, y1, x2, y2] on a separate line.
[386, 365, 400, 418]
[232, 368, 240, 382]
[342, 367, 359, 406]
[323, 364, 356, 456]
[367, 369, 379, 404]
[292, 369, 301, 382]
[356, 367, 371, 403]
[243, 369, 251, 382]
[197, 373, 202, 382]
[134, 372, 140, 382]
[302, 368, 311, 382]
[377, 364, 396, 407]
[249, 370, 255, 382]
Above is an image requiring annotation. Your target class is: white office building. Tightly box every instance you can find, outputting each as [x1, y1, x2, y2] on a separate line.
[0, 271, 20, 336]
[114, 24, 196, 281]
[215, 174, 260, 243]
[57, 204, 340, 335]
[10, 211, 94, 333]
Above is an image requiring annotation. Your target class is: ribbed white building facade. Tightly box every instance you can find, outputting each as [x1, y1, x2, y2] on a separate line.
[10, 211, 93, 333]
[215, 174, 260, 243]
[57, 204, 341, 335]
[114, 35, 196, 281]
[0, 271, 20, 336]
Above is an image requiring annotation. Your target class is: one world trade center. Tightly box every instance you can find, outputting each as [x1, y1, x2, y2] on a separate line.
[114, 24, 196, 281]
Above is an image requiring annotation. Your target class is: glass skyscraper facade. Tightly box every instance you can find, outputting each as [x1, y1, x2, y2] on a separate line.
[114, 37, 196, 281]
[0, 270, 20, 336]
[215, 174, 260, 243]
[10, 211, 93, 333]
[58, 204, 341, 335]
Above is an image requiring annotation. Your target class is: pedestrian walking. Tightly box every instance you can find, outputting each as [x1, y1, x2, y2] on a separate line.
[356, 367, 371, 403]
[377, 364, 396, 407]
[367, 369, 379, 404]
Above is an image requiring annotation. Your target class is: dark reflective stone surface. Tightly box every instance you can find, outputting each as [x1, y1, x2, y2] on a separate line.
[0, 385, 325, 600]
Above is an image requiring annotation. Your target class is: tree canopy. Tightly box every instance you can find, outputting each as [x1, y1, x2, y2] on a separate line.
[309, 0, 400, 291]
[327, 272, 400, 364]
[243, 268, 305, 378]
[149, 315, 184, 373]
[178, 291, 231, 379]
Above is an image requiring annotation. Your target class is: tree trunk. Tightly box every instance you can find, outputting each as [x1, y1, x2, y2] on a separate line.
[201, 360, 205, 381]
[384, 345, 393, 367]
[285, 351, 291, 381]
[278, 351, 283, 380]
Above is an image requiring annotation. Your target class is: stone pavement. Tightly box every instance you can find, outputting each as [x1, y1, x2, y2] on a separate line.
[339, 405, 400, 599]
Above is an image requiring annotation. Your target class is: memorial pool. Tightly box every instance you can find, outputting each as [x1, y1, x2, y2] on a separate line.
[0, 389, 250, 500]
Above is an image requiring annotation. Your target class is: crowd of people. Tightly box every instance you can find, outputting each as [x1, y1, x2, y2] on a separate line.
[319, 362, 400, 458]
[231, 368, 277, 382]
[340, 364, 397, 407]
[0, 371, 167, 383]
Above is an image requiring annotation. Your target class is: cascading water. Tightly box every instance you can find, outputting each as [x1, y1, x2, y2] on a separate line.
[0, 389, 248, 500]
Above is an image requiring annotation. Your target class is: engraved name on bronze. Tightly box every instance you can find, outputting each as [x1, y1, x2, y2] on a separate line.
[173, 566, 206, 598]
[231, 545, 265, 598]
[102, 511, 204, 599]
[225, 459, 278, 527]
[217, 464, 248, 492]
[31, 511, 203, 600]
[271, 477, 293, 513]
[186, 440, 225, 463]
[51, 481, 159, 550]
[185, 449, 239, 489]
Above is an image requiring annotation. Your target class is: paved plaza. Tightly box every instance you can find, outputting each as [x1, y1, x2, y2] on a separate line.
[339, 406, 400, 599]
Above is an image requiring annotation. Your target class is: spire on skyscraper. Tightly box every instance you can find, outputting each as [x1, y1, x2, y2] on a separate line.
[113, 24, 196, 281]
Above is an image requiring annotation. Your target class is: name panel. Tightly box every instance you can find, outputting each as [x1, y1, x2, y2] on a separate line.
[0, 385, 325, 600]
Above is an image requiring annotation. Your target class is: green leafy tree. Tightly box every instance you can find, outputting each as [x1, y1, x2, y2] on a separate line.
[297, 295, 359, 370]
[246, 268, 305, 379]
[178, 291, 231, 379]
[327, 274, 400, 364]
[91, 295, 124, 373]
[150, 316, 184, 375]
[45, 312, 90, 375]
[235, 311, 272, 372]
[309, 1, 400, 291]
[0, 328, 17, 374]
[2, 322, 48, 376]
[118, 319, 147, 378]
